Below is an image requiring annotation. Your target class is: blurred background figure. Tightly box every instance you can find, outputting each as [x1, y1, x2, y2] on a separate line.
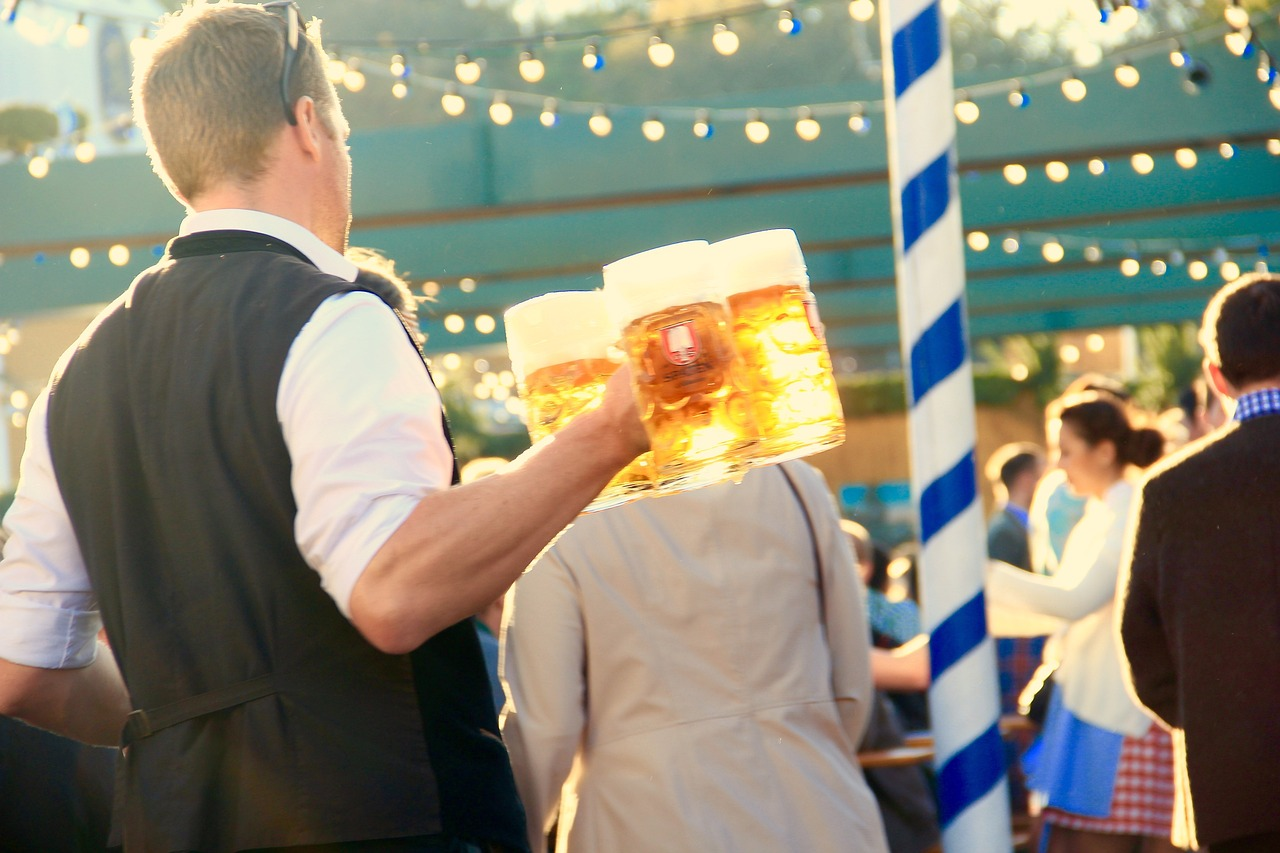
[983, 443, 1047, 823]
[841, 520, 940, 853]
[986, 392, 1178, 853]
[1026, 374, 1130, 577]
[501, 461, 889, 853]
[459, 455, 514, 713]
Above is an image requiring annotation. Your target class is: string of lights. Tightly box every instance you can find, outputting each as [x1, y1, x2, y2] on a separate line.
[322, 18, 1277, 144]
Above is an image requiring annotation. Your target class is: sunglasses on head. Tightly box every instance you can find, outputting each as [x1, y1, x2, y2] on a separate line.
[262, 0, 303, 125]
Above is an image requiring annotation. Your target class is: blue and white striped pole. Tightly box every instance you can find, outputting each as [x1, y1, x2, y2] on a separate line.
[879, 1, 1011, 849]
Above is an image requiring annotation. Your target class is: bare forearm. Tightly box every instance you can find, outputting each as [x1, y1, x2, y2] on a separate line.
[871, 634, 931, 692]
[0, 651, 130, 746]
[351, 401, 643, 653]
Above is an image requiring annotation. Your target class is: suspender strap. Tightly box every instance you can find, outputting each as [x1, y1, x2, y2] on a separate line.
[123, 673, 277, 747]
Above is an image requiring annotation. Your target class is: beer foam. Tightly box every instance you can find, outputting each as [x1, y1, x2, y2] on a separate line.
[708, 229, 809, 296]
[601, 240, 716, 328]
[504, 290, 617, 376]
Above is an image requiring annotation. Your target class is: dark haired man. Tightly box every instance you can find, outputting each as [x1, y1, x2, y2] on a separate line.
[1119, 273, 1280, 853]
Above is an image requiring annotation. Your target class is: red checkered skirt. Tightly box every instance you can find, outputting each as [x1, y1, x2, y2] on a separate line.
[1043, 721, 1175, 837]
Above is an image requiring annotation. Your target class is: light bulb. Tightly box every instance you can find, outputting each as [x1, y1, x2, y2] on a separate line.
[342, 68, 366, 92]
[1120, 257, 1140, 277]
[795, 114, 821, 141]
[389, 54, 405, 78]
[66, 14, 88, 47]
[777, 10, 801, 36]
[1225, 29, 1250, 57]
[588, 108, 612, 137]
[130, 29, 151, 59]
[847, 110, 869, 135]
[712, 22, 739, 56]
[444, 314, 465, 334]
[954, 96, 979, 124]
[441, 88, 466, 117]
[391, 80, 408, 99]
[1151, 259, 1168, 276]
[1131, 152, 1154, 175]
[1114, 62, 1140, 88]
[1003, 163, 1027, 185]
[745, 111, 770, 144]
[326, 56, 347, 84]
[74, 140, 96, 163]
[27, 154, 49, 179]
[455, 54, 482, 85]
[1084, 244, 1103, 263]
[70, 247, 90, 269]
[1112, 4, 1139, 30]
[489, 96, 512, 126]
[582, 41, 604, 71]
[1220, 142, 1236, 158]
[108, 244, 130, 266]
[1088, 157, 1107, 175]
[1045, 161, 1069, 182]
[693, 110, 714, 139]
[1174, 147, 1197, 169]
[966, 231, 990, 251]
[642, 116, 665, 142]
[518, 50, 545, 83]
[1170, 47, 1188, 68]
[1042, 242, 1065, 263]
[1008, 87, 1029, 108]
[1268, 138, 1280, 155]
[848, 0, 875, 22]
[647, 35, 674, 68]
[1225, 2, 1250, 29]
[1188, 260, 1208, 280]
[1002, 236, 1020, 254]
[475, 314, 496, 335]
[1061, 74, 1087, 102]
[1270, 83, 1280, 111]
[1221, 260, 1241, 280]
[540, 98, 559, 127]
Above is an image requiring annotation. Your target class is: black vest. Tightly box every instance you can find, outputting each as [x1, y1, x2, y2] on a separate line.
[44, 233, 528, 852]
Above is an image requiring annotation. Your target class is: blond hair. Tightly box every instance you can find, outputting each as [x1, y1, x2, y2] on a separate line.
[132, 1, 340, 203]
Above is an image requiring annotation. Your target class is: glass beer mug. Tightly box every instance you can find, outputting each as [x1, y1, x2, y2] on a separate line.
[709, 229, 845, 465]
[602, 241, 756, 494]
[504, 291, 653, 510]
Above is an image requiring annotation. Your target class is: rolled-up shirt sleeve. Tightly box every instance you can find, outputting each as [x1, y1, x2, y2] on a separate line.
[0, 389, 101, 669]
[280, 292, 453, 618]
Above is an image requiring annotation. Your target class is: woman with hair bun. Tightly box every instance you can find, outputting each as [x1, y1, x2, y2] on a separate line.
[986, 391, 1178, 853]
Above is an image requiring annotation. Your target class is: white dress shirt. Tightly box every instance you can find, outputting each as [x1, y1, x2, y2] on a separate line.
[0, 210, 453, 669]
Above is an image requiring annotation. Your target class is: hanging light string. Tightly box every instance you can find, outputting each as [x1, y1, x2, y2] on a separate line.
[336, 18, 1271, 140]
[2, 0, 157, 26]
[330, 0, 820, 53]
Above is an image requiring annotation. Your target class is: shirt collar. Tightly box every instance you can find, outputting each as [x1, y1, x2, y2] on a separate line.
[1003, 504, 1030, 528]
[178, 209, 358, 282]
[1233, 388, 1280, 423]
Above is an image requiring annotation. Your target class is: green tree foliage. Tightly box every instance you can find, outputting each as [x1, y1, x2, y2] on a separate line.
[0, 105, 59, 154]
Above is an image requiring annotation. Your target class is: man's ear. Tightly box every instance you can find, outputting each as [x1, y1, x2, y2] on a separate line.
[289, 96, 324, 162]
[1205, 360, 1235, 400]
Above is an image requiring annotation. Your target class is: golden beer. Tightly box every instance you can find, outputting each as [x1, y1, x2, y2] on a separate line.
[726, 283, 845, 464]
[505, 291, 653, 511]
[519, 357, 654, 508]
[711, 229, 844, 466]
[620, 300, 755, 493]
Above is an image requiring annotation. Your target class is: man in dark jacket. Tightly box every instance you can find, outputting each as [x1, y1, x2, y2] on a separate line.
[1119, 272, 1280, 853]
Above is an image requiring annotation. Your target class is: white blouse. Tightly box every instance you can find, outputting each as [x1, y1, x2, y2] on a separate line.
[986, 477, 1152, 737]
